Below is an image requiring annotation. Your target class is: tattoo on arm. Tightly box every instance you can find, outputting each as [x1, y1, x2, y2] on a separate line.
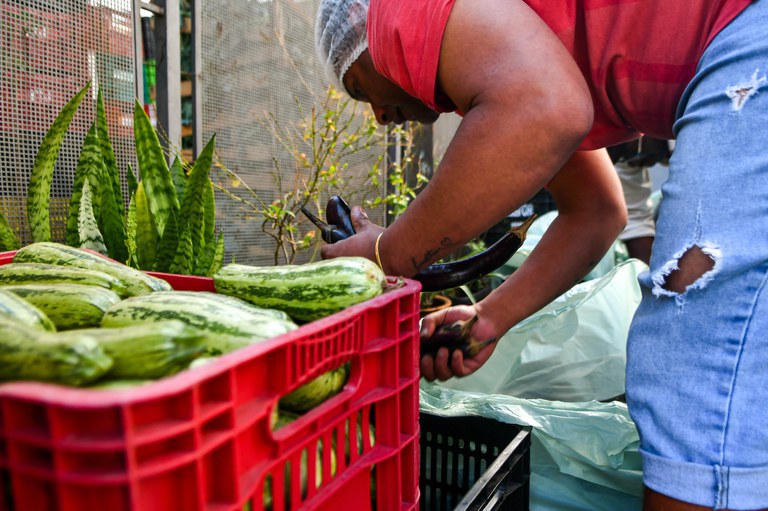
[411, 238, 453, 270]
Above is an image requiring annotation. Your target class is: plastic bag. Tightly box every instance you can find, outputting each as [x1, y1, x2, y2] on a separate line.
[502, 211, 629, 282]
[419, 385, 643, 511]
[437, 259, 646, 402]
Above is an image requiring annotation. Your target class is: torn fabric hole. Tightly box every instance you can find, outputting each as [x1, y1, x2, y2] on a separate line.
[725, 68, 767, 111]
[651, 242, 722, 307]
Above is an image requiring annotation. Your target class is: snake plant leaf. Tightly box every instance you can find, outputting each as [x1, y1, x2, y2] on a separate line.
[77, 180, 108, 255]
[178, 135, 216, 262]
[126, 164, 138, 199]
[152, 209, 179, 273]
[0, 212, 20, 251]
[96, 88, 124, 216]
[133, 100, 179, 238]
[169, 222, 194, 275]
[96, 88, 127, 262]
[99, 174, 127, 263]
[195, 229, 225, 277]
[125, 191, 139, 269]
[202, 177, 216, 244]
[209, 231, 226, 276]
[28, 82, 90, 242]
[66, 122, 104, 247]
[170, 156, 187, 203]
[134, 181, 158, 270]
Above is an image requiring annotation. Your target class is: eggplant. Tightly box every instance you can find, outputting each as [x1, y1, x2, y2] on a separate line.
[414, 214, 536, 292]
[306, 195, 536, 293]
[419, 315, 496, 358]
[326, 196, 356, 237]
[299, 207, 351, 243]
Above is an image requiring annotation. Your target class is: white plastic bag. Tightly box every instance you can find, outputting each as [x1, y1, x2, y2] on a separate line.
[438, 259, 646, 402]
[503, 211, 629, 282]
[419, 385, 643, 511]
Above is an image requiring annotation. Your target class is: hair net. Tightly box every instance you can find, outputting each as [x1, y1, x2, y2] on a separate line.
[315, 0, 370, 92]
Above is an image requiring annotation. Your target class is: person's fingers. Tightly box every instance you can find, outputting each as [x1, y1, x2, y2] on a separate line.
[420, 354, 436, 381]
[433, 347, 455, 381]
[350, 206, 370, 230]
[450, 349, 469, 377]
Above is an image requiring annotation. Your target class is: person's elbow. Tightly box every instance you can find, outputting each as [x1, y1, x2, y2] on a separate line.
[541, 87, 594, 154]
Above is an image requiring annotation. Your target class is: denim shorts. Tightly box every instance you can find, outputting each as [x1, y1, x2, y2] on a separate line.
[625, 1, 768, 509]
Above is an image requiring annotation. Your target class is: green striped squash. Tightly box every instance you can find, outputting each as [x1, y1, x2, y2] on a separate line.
[101, 291, 298, 355]
[0, 317, 112, 386]
[2, 283, 122, 330]
[56, 320, 206, 379]
[0, 288, 56, 332]
[13, 242, 171, 296]
[0, 262, 129, 297]
[213, 257, 387, 322]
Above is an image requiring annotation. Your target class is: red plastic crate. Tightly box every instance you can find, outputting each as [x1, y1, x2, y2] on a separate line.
[0, 251, 422, 511]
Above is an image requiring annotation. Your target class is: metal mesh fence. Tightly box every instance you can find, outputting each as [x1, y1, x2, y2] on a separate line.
[0, 0, 135, 246]
[200, 0, 387, 266]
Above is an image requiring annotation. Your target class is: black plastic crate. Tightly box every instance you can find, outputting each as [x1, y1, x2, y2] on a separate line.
[419, 413, 531, 511]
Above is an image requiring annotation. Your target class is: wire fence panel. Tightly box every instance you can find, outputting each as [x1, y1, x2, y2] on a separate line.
[200, 0, 386, 266]
[0, 0, 135, 246]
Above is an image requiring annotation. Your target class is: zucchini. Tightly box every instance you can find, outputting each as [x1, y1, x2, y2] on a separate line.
[0, 318, 112, 386]
[213, 257, 387, 322]
[101, 291, 298, 355]
[170, 291, 293, 322]
[279, 363, 350, 413]
[0, 262, 129, 297]
[13, 242, 171, 296]
[0, 288, 56, 332]
[3, 284, 122, 330]
[58, 320, 206, 379]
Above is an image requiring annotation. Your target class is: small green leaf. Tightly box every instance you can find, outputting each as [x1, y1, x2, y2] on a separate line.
[28, 82, 91, 242]
[77, 180, 108, 255]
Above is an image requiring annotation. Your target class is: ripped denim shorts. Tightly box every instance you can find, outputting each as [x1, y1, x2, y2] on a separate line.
[625, 2, 768, 509]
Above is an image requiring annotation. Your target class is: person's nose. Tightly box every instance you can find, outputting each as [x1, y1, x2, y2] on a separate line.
[371, 104, 392, 125]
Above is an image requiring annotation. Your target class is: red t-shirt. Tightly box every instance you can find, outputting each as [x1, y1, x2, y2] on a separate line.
[367, 0, 753, 150]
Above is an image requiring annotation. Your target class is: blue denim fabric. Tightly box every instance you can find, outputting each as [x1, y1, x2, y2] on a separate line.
[626, 1, 768, 509]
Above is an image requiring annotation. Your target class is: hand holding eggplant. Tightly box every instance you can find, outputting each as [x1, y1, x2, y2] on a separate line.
[419, 305, 499, 381]
[308, 195, 535, 291]
[320, 205, 384, 264]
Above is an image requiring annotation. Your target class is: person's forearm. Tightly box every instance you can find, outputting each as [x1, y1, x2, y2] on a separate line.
[378, 105, 585, 277]
[476, 210, 621, 335]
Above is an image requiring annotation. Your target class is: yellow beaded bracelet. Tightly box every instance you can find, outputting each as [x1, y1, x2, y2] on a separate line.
[374, 232, 384, 272]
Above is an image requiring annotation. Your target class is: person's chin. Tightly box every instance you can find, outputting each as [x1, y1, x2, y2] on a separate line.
[418, 111, 440, 124]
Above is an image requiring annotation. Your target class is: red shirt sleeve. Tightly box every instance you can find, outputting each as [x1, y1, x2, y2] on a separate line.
[367, 0, 456, 114]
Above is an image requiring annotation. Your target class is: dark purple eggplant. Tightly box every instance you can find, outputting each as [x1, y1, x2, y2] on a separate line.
[317, 194, 536, 293]
[326, 195, 356, 237]
[300, 207, 351, 243]
[415, 214, 536, 292]
[420, 315, 496, 358]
